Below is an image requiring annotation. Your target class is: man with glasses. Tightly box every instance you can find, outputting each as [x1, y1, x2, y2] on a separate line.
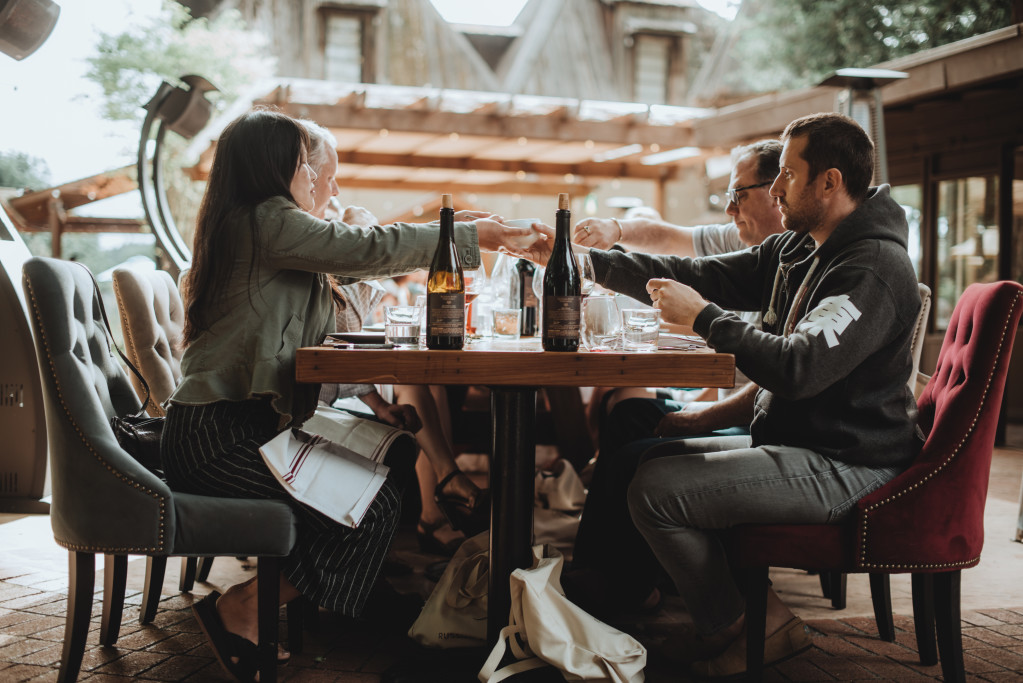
[565, 141, 785, 620]
[573, 140, 783, 260]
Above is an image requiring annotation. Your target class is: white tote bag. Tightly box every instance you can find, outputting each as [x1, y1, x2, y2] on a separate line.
[479, 545, 647, 683]
[408, 531, 490, 648]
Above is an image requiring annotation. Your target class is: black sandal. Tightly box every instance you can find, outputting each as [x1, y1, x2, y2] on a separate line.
[192, 591, 287, 683]
[417, 518, 464, 556]
[434, 470, 490, 536]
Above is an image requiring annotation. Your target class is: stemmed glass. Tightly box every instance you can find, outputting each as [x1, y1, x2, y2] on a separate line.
[463, 264, 487, 336]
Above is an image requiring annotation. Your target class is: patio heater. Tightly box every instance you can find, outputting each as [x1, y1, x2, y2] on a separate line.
[137, 74, 218, 274]
[818, 68, 908, 185]
[0, 209, 49, 513]
[0, 0, 59, 61]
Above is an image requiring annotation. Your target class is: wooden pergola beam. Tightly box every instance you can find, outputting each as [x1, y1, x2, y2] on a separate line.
[8, 165, 137, 227]
[270, 101, 695, 148]
[18, 216, 146, 234]
[337, 178, 595, 196]
[332, 150, 680, 180]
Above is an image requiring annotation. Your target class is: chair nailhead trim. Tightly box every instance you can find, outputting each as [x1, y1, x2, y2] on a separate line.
[26, 278, 168, 554]
[858, 290, 1022, 570]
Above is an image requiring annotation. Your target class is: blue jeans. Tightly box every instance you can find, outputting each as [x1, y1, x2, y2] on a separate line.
[627, 435, 901, 636]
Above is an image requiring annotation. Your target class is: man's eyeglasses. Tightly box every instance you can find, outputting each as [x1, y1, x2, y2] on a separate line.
[727, 181, 772, 207]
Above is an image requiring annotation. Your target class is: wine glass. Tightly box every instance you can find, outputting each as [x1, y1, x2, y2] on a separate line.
[577, 252, 595, 296]
[463, 264, 487, 336]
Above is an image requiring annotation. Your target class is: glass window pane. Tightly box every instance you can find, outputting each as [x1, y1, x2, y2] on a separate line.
[890, 184, 922, 278]
[325, 15, 362, 83]
[935, 176, 999, 329]
[634, 35, 670, 105]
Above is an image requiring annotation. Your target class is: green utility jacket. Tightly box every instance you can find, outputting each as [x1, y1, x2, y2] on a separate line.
[168, 195, 480, 429]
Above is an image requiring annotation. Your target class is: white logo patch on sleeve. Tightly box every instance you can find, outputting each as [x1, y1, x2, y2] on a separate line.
[796, 294, 862, 348]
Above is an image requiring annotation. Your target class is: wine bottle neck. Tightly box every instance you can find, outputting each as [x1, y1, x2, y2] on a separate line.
[555, 209, 571, 245]
[439, 207, 454, 237]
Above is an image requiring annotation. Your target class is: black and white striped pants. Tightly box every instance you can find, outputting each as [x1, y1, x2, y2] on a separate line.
[161, 397, 411, 616]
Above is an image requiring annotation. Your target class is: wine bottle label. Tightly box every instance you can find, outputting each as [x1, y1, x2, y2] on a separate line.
[427, 292, 465, 335]
[543, 295, 581, 338]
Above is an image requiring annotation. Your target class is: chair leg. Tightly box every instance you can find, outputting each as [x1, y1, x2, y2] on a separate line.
[287, 597, 305, 655]
[831, 572, 847, 610]
[818, 571, 832, 599]
[57, 551, 95, 683]
[744, 566, 769, 682]
[100, 554, 127, 646]
[912, 573, 938, 666]
[869, 573, 894, 642]
[257, 557, 281, 683]
[196, 556, 215, 582]
[141, 555, 167, 624]
[933, 570, 965, 683]
[179, 557, 198, 592]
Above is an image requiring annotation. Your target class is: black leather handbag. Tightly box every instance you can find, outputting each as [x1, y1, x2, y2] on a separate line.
[78, 263, 166, 476]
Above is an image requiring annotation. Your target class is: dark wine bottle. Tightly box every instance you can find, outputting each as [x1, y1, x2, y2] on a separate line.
[426, 194, 464, 350]
[516, 258, 538, 336]
[541, 193, 581, 352]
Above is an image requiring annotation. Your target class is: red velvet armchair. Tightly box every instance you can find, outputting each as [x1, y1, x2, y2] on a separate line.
[730, 280, 1023, 683]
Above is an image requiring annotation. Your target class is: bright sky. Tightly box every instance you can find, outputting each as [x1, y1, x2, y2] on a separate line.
[2, 0, 163, 186]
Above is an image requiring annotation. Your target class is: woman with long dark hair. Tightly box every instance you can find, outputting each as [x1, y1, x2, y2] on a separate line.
[162, 108, 518, 681]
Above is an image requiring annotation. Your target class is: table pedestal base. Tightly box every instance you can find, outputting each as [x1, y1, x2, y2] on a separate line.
[487, 386, 537, 646]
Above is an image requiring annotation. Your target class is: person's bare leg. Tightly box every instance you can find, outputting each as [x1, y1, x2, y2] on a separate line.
[216, 573, 302, 645]
[393, 384, 478, 505]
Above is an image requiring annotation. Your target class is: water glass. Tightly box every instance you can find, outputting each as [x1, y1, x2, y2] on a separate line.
[493, 308, 522, 339]
[621, 308, 660, 352]
[384, 305, 422, 348]
[581, 295, 621, 350]
[414, 295, 427, 347]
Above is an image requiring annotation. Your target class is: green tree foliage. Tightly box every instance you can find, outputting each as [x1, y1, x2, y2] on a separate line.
[728, 0, 1013, 93]
[82, 0, 274, 254]
[85, 1, 274, 125]
[0, 150, 51, 189]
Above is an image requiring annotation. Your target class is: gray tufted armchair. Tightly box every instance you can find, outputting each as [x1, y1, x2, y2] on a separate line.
[22, 256, 296, 683]
[112, 266, 213, 591]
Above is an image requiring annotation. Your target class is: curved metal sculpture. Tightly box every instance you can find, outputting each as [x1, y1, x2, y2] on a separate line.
[137, 74, 218, 274]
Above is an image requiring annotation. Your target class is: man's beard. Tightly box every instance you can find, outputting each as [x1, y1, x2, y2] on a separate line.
[779, 189, 825, 236]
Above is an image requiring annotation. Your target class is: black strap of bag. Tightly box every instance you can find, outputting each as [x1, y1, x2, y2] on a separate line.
[75, 262, 166, 476]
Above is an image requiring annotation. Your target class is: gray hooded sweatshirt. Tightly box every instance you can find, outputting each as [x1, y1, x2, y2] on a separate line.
[591, 185, 921, 468]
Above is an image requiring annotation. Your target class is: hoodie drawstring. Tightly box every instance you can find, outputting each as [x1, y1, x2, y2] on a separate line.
[782, 257, 820, 336]
[763, 268, 783, 326]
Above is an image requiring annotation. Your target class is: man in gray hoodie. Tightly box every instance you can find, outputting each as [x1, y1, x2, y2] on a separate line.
[583, 113, 922, 678]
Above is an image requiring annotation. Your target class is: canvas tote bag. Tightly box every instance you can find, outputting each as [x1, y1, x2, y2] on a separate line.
[409, 531, 490, 648]
[479, 545, 646, 683]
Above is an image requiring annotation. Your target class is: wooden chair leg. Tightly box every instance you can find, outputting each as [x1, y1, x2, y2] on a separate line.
[179, 557, 198, 592]
[869, 573, 894, 641]
[912, 573, 938, 666]
[744, 566, 769, 682]
[57, 551, 95, 683]
[141, 555, 166, 624]
[818, 570, 832, 599]
[196, 556, 215, 582]
[831, 572, 847, 610]
[933, 570, 965, 683]
[287, 597, 305, 655]
[257, 557, 281, 683]
[100, 554, 127, 646]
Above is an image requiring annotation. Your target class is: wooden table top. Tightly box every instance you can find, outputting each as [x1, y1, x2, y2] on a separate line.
[296, 337, 735, 389]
